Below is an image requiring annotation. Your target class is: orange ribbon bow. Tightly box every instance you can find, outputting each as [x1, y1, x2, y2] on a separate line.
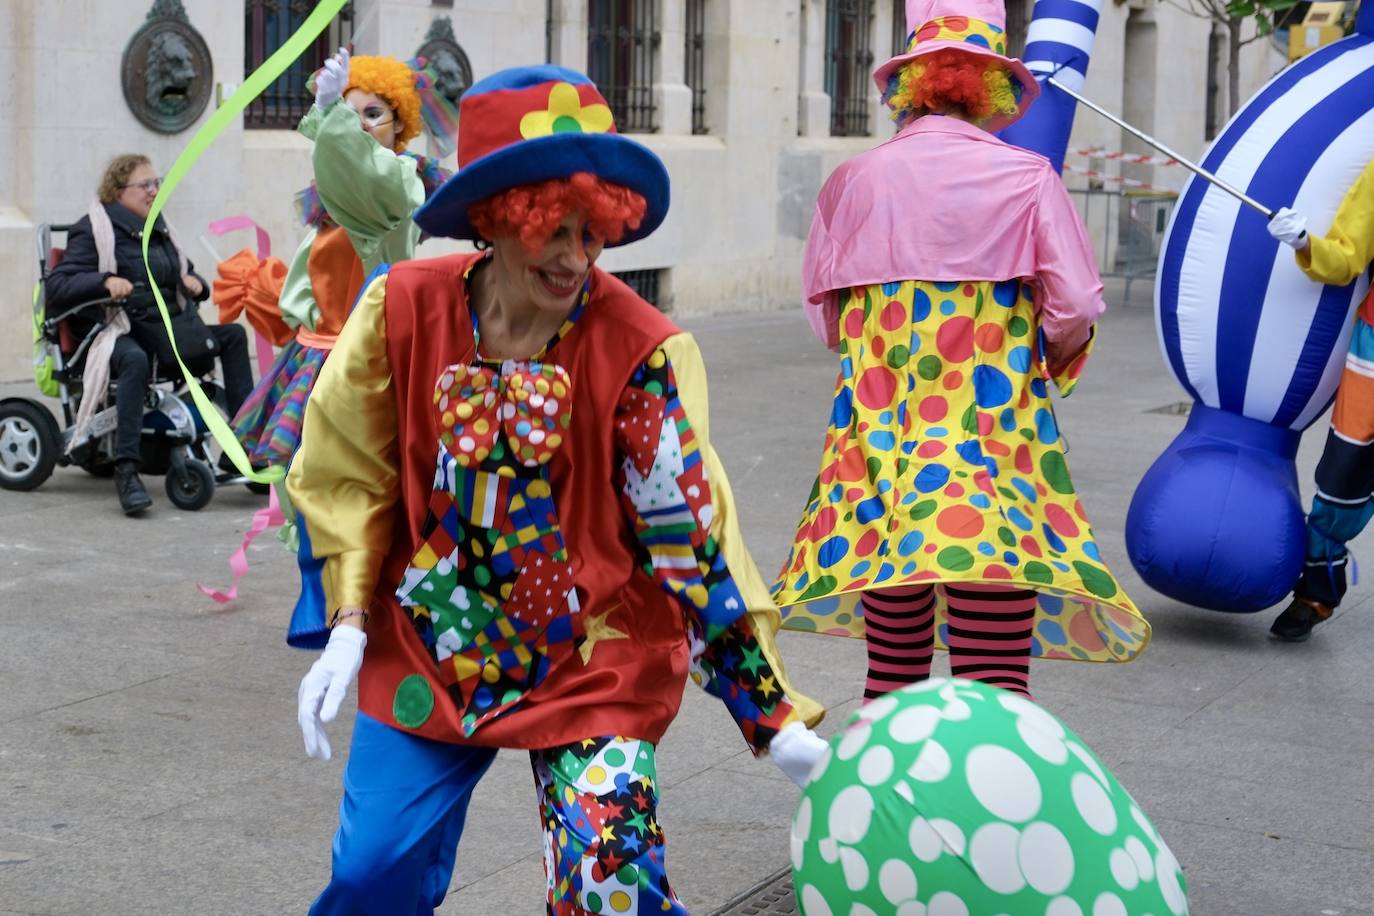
[213, 248, 292, 346]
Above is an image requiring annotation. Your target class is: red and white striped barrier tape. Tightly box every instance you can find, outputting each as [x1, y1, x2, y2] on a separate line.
[1061, 163, 1173, 192]
[1069, 147, 1181, 167]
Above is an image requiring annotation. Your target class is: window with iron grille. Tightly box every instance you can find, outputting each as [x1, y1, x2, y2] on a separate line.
[826, 0, 875, 137]
[891, 0, 908, 57]
[587, 0, 659, 133]
[614, 269, 663, 309]
[685, 0, 708, 134]
[244, 0, 354, 129]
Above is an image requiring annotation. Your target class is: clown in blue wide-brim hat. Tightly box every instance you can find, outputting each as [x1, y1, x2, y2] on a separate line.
[284, 62, 826, 914]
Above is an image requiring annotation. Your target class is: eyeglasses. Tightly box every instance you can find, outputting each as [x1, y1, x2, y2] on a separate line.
[121, 178, 163, 194]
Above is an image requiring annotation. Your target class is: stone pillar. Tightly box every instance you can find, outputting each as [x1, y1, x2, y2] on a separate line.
[2, 0, 39, 380]
[797, 0, 831, 138]
[655, 0, 693, 134]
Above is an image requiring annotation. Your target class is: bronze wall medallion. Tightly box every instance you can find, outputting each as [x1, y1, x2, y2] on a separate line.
[416, 16, 473, 110]
[121, 0, 213, 134]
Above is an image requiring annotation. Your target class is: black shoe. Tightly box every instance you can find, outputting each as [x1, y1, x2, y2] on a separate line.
[1269, 597, 1332, 642]
[114, 463, 152, 515]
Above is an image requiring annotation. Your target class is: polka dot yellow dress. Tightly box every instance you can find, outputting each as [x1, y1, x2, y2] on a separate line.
[773, 279, 1150, 664]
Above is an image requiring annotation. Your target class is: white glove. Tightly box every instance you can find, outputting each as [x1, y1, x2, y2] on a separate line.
[297, 624, 366, 760]
[769, 721, 829, 788]
[1268, 207, 1308, 249]
[313, 46, 351, 111]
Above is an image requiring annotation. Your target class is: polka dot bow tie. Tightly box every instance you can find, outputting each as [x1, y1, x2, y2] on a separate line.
[435, 362, 573, 469]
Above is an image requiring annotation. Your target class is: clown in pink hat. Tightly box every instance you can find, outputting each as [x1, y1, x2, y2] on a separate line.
[773, 0, 1151, 701]
[876, 0, 1039, 132]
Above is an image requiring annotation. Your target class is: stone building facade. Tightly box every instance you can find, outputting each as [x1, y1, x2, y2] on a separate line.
[0, 0, 1283, 381]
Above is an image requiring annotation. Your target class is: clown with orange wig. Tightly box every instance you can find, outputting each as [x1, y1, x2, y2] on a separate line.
[773, 0, 1151, 701]
[283, 65, 826, 913]
[231, 48, 454, 469]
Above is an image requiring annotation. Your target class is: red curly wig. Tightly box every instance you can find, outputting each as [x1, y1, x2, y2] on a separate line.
[882, 48, 1021, 126]
[468, 173, 648, 254]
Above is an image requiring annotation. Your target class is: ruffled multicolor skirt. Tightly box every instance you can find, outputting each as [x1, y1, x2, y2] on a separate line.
[231, 339, 328, 467]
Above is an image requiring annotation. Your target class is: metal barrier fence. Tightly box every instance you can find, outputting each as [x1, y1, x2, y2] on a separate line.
[1067, 187, 1178, 303]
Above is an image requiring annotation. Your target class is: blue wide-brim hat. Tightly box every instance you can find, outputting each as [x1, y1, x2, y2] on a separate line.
[413, 65, 670, 246]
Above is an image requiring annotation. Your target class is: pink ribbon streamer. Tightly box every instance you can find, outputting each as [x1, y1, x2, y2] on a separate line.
[199, 483, 287, 605]
[209, 214, 271, 259]
[200, 213, 284, 604]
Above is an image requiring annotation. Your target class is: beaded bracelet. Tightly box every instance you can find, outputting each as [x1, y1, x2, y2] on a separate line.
[330, 607, 370, 628]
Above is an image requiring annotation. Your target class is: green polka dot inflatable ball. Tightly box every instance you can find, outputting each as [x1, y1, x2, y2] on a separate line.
[790, 678, 1188, 915]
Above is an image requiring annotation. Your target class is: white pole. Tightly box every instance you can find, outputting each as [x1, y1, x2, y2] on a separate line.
[1047, 76, 1276, 220]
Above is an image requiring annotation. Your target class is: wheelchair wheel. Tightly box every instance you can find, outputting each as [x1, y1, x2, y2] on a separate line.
[166, 459, 215, 511]
[0, 400, 58, 491]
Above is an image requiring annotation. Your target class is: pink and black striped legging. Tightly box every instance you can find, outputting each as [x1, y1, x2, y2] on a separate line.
[861, 583, 1036, 699]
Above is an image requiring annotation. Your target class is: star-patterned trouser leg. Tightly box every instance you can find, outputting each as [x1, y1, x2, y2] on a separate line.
[532, 736, 686, 916]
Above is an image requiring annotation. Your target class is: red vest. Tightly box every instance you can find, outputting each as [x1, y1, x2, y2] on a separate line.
[358, 252, 690, 748]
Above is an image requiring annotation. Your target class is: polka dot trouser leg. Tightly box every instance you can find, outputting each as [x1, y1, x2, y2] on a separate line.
[861, 585, 937, 700]
[532, 736, 687, 916]
[944, 583, 1037, 699]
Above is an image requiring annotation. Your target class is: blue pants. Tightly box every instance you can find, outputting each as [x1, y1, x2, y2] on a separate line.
[310, 713, 497, 916]
[310, 714, 685, 915]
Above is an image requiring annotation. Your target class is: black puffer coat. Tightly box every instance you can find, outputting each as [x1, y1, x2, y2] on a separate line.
[45, 202, 211, 356]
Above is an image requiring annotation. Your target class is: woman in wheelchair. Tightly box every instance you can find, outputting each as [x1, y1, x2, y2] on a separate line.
[44, 153, 254, 514]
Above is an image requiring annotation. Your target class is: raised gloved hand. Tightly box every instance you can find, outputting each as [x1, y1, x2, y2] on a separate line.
[313, 46, 351, 111]
[1267, 207, 1309, 249]
[769, 720, 829, 788]
[297, 623, 366, 760]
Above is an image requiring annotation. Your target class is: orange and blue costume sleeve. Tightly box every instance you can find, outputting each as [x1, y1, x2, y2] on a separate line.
[613, 334, 823, 754]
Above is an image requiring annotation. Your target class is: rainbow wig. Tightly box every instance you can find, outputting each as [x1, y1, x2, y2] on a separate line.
[468, 172, 648, 254]
[881, 48, 1023, 129]
[346, 55, 423, 150]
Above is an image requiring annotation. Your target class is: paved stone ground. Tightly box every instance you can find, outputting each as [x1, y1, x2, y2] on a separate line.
[2, 278, 1373, 915]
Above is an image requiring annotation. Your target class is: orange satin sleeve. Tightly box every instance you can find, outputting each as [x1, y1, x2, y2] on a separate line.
[213, 248, 293, 345]
[307, 225, 368, 338]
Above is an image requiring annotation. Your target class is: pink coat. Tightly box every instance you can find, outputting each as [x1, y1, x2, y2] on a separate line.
[802, 116, 1104, 356]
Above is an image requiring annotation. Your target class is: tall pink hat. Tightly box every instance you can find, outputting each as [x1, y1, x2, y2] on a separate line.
[874, 0, 1040, 132]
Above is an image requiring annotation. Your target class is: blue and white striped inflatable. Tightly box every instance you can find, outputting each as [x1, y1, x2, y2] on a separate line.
[1126, 6, 1374, 611]
[1000, 0, 1103, 171]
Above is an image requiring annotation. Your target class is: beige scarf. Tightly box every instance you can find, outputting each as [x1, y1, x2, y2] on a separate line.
[68, 202, 188, 451]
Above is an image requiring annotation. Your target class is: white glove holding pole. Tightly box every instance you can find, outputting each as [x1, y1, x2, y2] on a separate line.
[313, 46, 351, 111]
[298, 624, 366, 760]
[1267, 207, 1309, 249]
[769, 721, 829, 788]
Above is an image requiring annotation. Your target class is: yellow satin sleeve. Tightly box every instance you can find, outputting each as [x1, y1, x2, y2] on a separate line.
[285, 272, 400, 615]
[661, 332, 826, 728]
[1299, 159, 1374, 287]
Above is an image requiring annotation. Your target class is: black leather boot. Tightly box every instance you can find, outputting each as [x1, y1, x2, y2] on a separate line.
[114, 460, 152, 515]
[1269, 596, 1332, 642]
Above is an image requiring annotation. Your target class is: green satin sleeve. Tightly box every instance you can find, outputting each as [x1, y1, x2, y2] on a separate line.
[310, 100, 424, 272]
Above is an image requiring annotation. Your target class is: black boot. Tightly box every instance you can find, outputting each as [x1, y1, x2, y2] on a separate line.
[114, 460, 152, 515]
[1269, 596, 1332, 642]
